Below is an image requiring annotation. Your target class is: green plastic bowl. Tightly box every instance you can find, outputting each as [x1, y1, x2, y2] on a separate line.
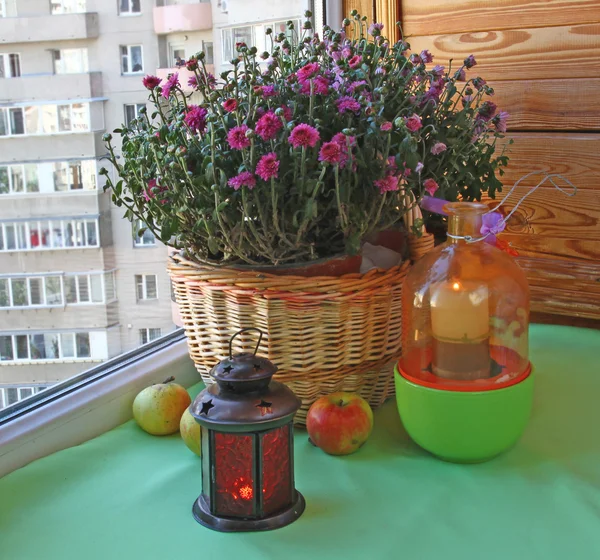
[394, 366, 534, 463]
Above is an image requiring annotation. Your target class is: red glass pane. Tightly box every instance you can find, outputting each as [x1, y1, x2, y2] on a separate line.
[214, 433, 255, 517]
[262, 424, 291, 516]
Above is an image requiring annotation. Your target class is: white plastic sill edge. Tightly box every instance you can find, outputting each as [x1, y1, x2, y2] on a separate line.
[0, 339, 200, 478]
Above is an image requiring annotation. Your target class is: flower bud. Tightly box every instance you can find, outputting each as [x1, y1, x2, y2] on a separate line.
[99, 167, 109, 176]
[303, 21, 312, 30]
[342, 18, 350, 26]
[244, 128, 255, 139]
[304, 9, 312, 17]
[265, 27, 272, 35]
[102, 133, 112, 142]
[350, 9, 358, 16]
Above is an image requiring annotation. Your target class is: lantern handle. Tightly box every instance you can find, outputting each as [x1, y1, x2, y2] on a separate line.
[229, 328, 264, 359]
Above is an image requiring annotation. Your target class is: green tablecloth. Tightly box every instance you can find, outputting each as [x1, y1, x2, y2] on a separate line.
[1, 324, 599, 560]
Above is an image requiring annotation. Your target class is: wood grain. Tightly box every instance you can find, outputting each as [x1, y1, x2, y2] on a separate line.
[407, 24, 600, 81]
[343, 0, 375, 24]
[375, 0, 401, 43]
[401, 0, 600, 36]
[491, 79, 600, 131]
[499, 133, 600, 192]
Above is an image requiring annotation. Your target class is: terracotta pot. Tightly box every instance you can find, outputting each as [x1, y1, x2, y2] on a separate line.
[233, 254, 363, 277]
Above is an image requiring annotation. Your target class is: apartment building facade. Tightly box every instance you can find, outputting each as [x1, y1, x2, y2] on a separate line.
[0, 0, 217, 409]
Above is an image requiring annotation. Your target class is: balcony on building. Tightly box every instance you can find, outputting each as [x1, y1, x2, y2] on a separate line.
[155, 65, 214, 92]
[153, 1, 212, 34]
[0, 73, 103, 104]
[0, 12, 99, 44]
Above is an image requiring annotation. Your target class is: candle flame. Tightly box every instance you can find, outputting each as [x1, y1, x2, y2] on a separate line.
[452, 282, 461, 291]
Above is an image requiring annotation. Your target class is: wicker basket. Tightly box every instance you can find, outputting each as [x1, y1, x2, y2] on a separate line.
[168, 233, 434, 426]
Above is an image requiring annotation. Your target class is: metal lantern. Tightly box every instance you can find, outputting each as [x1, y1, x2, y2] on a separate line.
[190, 328, 305, 532]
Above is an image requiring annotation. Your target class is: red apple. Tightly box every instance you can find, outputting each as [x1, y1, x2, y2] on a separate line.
[306, 392, 374, 455]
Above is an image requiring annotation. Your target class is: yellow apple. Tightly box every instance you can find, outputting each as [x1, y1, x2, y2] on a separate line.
[133, 377, 191, 436]
[180, 407, 202, 456]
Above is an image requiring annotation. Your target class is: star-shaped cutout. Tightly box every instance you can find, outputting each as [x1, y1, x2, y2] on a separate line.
[253, 363, 262, 372]
[222, 365, 233, 374]
[200, 399, 215, 415]
[256, 400, 272, 416]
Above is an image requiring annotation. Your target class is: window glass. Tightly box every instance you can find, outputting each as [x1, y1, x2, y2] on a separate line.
[6, 388, 18, 405]
[61, 333, 75, 358]
[104, 272, 116, 301]
[53, 162, 69, 191]
[25, 106, 39, 134]
[29, 278, 43, 305]
[58, 105, 71, 132]
[9, 54, 20, 77]
[78, 275, 90, 302]
[81, 160, 97, 190]
[76, 333, 91, 358]
[9, 108, 24, 135]
[0, 109, 8, 136]
[10, 166, 24, 193]
[15, 335, 28, 360]
[146, 275, 158, 299]
[86, 220, 98, 245]
[71, 104, 88, 131]
[0, 336, 13, 361]
[30, 334, 46, 360]
[64, 276, 77, 303]
[90, 274, 103, 303]
[0, 278, 9, 307]
[130, 46, 143, 73]
[0, 167, 8, 193]
[12, 279, 27, 306]
[20, 387, 33, 399]
[45, 276, 62, 305]
[4, 224, 16, 250]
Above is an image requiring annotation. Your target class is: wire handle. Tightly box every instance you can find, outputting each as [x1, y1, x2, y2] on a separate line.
[229, 328, 263, 359]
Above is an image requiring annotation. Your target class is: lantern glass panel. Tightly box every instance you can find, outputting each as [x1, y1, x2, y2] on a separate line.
[400, 203, 530, 391]
[201, 427, 211, 508]
[262, 424, 291, 516]
[214, 432, 255, 517]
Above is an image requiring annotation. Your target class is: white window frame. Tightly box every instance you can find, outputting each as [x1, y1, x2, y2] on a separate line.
[52, 48, 89, 75]
[0, 386, 49, 411]
[0, 275, 66, 308]
[139, 328, 162, 346]
[133, 218, 156, 247]
[0, 163, 39, 194]
[202, 41, 214, 65]
[0, 52, 21, 78]
[0, 218, 100, 253]
[221, 26, 254, 63]
[124, 103, 145, 126]
[0, 103, 91, 138]
[0, 0, 6, 18]
[135, 274, 158, 301]
[120, 45, 144, 75]
[0, 331, 97, 364]
[50, 0, 86, 15]
[118, 0, 141, 16]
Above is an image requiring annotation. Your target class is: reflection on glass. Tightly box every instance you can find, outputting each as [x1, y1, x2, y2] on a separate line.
[10, 166, 24, 193]
[24, 106, 39, 135]
[61, 333, 75, 358]
[16, 336, 29, 360]
[29, 278, 43, 305]
[9, 108, 24, 135]
[58, 105, 72, 132]
[12, 279, 27, 306]
[90, 274, 103, 303]
[64, 277, 77, 303]
[25, 164, 39, 192]
[45, 276, 62, 305]
[71, 104, 88, 131]
[0, 167, 8, 193]
[76, 333, 91, 358]
[41, 105, 58, 134]
[0, 336, 13, 361]
[0, 279, 8, 307]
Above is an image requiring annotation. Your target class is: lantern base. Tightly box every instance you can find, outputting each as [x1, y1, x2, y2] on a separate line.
[394, 364, 534, 463]
[192, 491, 306, 532]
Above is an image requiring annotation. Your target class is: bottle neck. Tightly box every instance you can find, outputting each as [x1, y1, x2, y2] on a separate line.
[445, 202, 488, 244]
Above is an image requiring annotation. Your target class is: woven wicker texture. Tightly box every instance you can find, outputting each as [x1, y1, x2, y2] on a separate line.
[168, 233, 434, 426]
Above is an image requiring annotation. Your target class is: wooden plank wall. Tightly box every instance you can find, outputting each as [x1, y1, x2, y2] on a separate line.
[342, 0, 600, 321]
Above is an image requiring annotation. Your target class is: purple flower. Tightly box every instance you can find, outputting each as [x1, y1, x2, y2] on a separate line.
[375, 66, 387, 76]
[423, 178, 439, 196]
[262, 85, 276, 97]
[227, 125, 251, 150]
[161, 73, 179, 98]
[187, 75, 198, 88]
[228, 171, 256, 191]
[348, 55, 362, 69]
[255, 153, 280, 181]
[464, 55, 477, 69]
[368, 22, 384, 36]
[222, 99, 237, 112]
[280, 105, 293, 121]
[431, 142, 447, 155]
[142, 75, 161, 90]
[415, 162, 424, 174]
[319, 141, 343, 165]
[480, 211, 505, 243]
[374, 175, 399, 194]
[380, 121, 392, 132]
[255, 111, 283, 141]
[472, 77, 487, 91]
[341, 46, 352, 59]
[420, 50, 434, 63]
[336, 96, 361, 114]
[297, 62, 320, 83]
[288, 123, 320, 148]
[455, 68, 466, 81]
[347, 80, 367, 94]
[477, 101, 498, 122]
[431, 65, 445, 77]
[184, 105, 207, 133]
[405, 114, 423, 132]
[493, 111, 509, 133]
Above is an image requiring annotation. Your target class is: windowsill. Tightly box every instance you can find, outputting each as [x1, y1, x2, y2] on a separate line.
[122, 72, 145, 77]
[136, 299, 160, 303]
[0, 301, 114, 310]
[133, 244, 157, 249]
[1, 358, 103, 366]
[118, 13, 142, 17]
[0, 246, 101, 254]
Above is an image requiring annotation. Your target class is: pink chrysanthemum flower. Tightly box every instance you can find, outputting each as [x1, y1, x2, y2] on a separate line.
[493, 111, 510, 133]
[255, 152, 280, 181]
[368, 22, 384, 36]
[143, 179, 168, 204]
[405, 114, 423, 132]
[161, 73, 179, 98]
[431, 65, 445, 77]
[228, 171, 256, 191]
[288, 123, 320, 148]
[187, 75, 198, 88]
[318, 141, 343, 165]
[423, 178, 439, 196]
[280, 105, 293, 121]
[222, 99, 237, 112]
[464, 54, 477, 69]
[227, 125, 251, 150]
[477, 101, 498, 122]
[297, 62, 320, 83]
[420, 50, 434, 63]
[336, 96, 361, 114]
[255, 111, 283, 141]
[300, 74, 329, 95]
[472, 77, 487, 91]
[262, 85, 276, 97]
[347, 80, 367, 94]
[374, 175, 399, 194]
[348, 55, 362, 69]
[431, 142, 447, 155]
[142, 75, 161, 90]
[381, 121, 392, 132]
[184, 105, 208, 133]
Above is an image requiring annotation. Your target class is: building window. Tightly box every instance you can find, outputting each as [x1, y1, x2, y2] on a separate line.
[119, 0, 140, 15]
[135, 274, 158, 301]
[139, 328, 162, 345]
[203, 41, 214, 65]
[0, 53, 21, 78]
[0, 103, 90, 137]
[52, 48, 89, 74]
[50, 0, 86, 14]
[0, 164, 38, 194]
[0, 386, 48, 410]
[134, 219, 156, 246]
[124, 104, 145, 126]
[221, 26, 253, 62]
[0, 331, 101, 364]
[121, 45, 144, 74]
[0, 218, 99, 252]
[0, 0, 5, 18]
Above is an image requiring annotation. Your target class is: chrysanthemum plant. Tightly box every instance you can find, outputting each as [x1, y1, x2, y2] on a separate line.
[102, 10, 509, 266]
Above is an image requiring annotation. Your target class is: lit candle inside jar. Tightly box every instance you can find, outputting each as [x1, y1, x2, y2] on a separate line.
[430, 280, 490, 380]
